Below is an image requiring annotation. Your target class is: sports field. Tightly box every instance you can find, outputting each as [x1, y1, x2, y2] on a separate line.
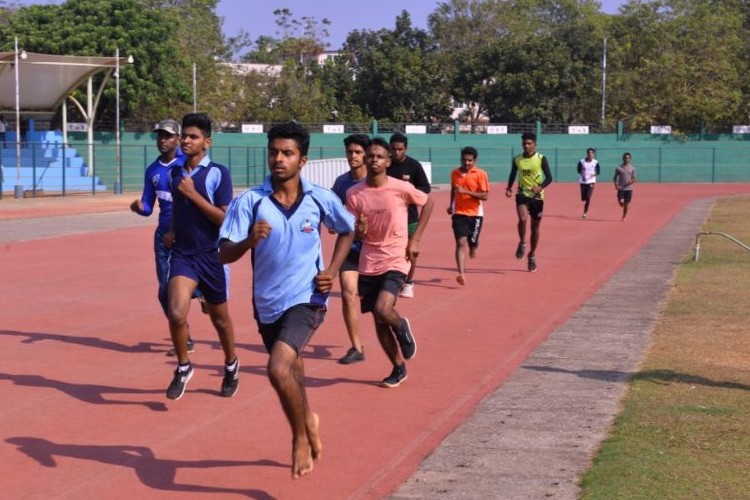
[1, 182, 748, 498]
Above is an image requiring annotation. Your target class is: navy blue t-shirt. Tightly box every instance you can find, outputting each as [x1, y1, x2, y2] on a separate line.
[171, 156, 233, 255]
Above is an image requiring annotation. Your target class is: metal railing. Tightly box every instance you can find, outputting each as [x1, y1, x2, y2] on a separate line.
[693, 232, 750, 261]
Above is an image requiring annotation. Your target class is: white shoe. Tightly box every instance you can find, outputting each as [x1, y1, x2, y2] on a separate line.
[399, 282, 414, 298]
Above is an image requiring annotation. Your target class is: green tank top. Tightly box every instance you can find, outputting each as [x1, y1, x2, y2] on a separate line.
[513, 152, 545, 200]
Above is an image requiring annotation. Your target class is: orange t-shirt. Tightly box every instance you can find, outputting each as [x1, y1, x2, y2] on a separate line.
[450, 166, 489, 216]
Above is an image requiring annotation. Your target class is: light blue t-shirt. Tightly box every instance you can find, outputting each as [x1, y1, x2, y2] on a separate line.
[219, 175, 355, 324]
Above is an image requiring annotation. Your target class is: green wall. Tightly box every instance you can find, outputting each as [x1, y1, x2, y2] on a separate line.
[68, 131, 750, 192]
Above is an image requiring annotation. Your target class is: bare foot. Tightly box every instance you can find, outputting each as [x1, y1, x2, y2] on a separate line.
[456, 274, 466, 285]
[308, 412, 322, 460]
[292, 439, 314, 479]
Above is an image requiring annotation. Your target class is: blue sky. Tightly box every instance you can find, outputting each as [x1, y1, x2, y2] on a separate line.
[15, 1, 627, 50]
[217, 0, 628, 49]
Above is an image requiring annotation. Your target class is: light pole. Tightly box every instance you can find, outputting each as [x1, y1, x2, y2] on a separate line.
[192, 62, 197, 112]
[114, 47, 121, 194]
[113, 49, 134, 194]
[601, 37, 607, 126]
[13, 36, 27, 199]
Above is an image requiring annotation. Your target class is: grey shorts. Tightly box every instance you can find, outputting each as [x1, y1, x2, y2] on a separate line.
[258, 304, 326, 355]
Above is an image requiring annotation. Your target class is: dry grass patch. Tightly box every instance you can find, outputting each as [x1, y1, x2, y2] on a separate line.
[580, 195, 750, 500]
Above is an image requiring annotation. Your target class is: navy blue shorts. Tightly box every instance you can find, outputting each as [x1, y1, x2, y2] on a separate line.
[617, 190, 633, 203]
[358, 271, 407, 313]
[258, 304, 326, 354]
[168, 250, 229, 304]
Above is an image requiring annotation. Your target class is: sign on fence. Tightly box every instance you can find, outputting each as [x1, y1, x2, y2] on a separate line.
[486, 125, 508, 134]
[405, 125, 427, 134]
[241, 123, 263, 134]
[323, 124, 345, 134]
[67, 122, 87, 132]
[650, 125, 672, 134]
[732, 125, 750, 134]
[568, 125, 589, 134]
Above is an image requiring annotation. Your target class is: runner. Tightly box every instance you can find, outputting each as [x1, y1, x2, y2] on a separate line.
[164, 113, 239, 401]
[332, 134, 370, 364]
[219, 122, 355, 478]
[447, 146, 489, 285]
[505, 132, 553, 272]
[387, 132, 431, 298]
[577, 147, 600, 219]
[613, 152, 637, 221]
[346, 137, 434, 387]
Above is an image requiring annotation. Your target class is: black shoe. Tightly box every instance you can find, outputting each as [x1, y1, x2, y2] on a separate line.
[166, 339, 195, 357]
[166, 364, 194, 400]
[381, 363, 407, 388]
[528, 255, 537, 272]
[395, 318, 417, 360]
[339, 347, 365, 365]
[515, 242, 526, 259]
[221, 358, 240, 397]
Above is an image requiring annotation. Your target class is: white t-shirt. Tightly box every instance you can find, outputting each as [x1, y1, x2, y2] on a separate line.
[578, 158, 598, 184]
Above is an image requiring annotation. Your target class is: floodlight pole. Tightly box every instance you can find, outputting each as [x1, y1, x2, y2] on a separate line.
[601, 37, 607, 125]
[193, 62, 197, 112]
[13, 37, 23, 198]
[114, 47, 122, 194]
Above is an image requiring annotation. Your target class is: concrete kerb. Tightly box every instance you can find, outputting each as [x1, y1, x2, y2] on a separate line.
[392, 198, 715, 499]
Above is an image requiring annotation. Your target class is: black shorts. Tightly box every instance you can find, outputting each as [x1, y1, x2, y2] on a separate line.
[358, 271, 406, 314]
[515, 194, 544, 220]
[452, 214, 483, 248]
[339, 249, 360, 273]
[617, 190, 633, 203]
[258, 304, 326, 355]
[580, 183, 595, 201]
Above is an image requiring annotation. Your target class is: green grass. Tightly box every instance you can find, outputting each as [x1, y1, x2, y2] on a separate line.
[579, 195, 750, 500]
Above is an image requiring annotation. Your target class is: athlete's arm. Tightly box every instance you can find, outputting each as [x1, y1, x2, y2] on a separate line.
[412, 163, 431, 194]
[540, 156, 553, 189]
[505, 161, 517, 197]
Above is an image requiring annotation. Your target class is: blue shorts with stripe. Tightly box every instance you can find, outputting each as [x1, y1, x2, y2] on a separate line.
[168, 250, 229, 304]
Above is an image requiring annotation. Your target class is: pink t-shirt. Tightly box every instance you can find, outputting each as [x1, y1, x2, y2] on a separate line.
[346, 177, 429, 276]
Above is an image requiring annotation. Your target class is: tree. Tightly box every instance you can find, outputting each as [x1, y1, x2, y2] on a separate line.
[0, 0, 241, 129]
[241, 8, 331, 65]
[429, 0, 608, 129]
[606, 0, 746, 132]
[344, 11, 450, 123]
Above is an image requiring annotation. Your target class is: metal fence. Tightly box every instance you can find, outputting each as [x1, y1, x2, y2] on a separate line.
[3, 141, 750, 199]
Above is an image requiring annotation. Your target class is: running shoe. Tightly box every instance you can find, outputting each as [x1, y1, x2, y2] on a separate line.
[166, 364, 194, 400]
[338, 347, 365, 365]
[515, 242, 526, 259]
[221, 357, 240, 397]
[528, 255, 537, 273]
[381, 363, 407, 388]
[399, 282, 414, 298]
[395, 318, 417, 360]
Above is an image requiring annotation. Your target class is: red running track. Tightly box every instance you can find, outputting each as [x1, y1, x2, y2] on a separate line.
[1, 183, 748, 499]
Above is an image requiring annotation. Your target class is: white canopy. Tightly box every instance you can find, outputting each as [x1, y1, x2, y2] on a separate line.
[0, 52, 125, 111]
